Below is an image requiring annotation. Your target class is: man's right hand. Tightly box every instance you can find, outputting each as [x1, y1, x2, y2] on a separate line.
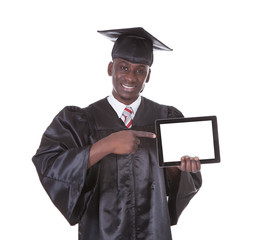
[88, 130, 156, 168]
[108, 130, 156, 155]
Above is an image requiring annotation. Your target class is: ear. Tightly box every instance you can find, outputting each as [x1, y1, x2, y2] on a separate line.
[140, 68, 151, 93]
[145, 68, 151, 83]
[108, 62, 113, 76]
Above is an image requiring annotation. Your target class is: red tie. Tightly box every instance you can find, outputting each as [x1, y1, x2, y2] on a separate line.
[122, 107, 133, 128]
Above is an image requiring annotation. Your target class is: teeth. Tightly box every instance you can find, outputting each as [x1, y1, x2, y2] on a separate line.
[122, 84, 135, 89]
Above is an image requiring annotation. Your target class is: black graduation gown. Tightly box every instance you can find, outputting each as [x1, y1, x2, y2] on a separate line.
[32, 97, 202, 240]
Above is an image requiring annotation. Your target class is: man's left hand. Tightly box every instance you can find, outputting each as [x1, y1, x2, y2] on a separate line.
[178, 156, 201, 173]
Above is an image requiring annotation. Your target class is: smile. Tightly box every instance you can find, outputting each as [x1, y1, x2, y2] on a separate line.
[121, 84, 136, 89]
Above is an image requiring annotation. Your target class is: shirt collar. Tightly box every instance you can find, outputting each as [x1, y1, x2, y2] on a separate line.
[107, 93, 141, 118]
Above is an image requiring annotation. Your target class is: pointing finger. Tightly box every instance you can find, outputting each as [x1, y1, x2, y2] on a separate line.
[133, 131, 156, 139]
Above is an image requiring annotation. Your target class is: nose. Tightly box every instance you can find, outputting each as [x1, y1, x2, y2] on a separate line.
[124, 70, 137, 83]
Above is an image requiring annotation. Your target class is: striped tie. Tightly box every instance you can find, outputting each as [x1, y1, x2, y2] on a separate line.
[122, 107, 133, 128]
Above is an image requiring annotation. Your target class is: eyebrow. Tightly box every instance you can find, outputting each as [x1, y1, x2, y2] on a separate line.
[137, 64, 147, 68]
[119, 60, 147, 68]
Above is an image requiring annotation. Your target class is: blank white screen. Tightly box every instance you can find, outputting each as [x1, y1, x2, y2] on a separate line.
[160, 120, 215, 162]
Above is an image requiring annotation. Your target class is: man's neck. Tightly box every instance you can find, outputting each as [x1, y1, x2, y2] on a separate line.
[107, 93, 142, 118]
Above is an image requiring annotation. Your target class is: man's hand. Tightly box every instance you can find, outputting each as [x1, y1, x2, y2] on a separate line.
[108, 130, 156, 155]
[88, 130, 156, 168]
[178, 156, 201, 173]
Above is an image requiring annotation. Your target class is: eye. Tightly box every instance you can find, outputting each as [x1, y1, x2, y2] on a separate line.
[136, 68, 146, 75]
[121, 66, 128, 71]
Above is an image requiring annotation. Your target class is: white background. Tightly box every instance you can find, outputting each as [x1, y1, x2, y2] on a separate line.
[1, 0, 255, 239]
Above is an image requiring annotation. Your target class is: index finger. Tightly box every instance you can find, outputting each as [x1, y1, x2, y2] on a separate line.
[133, 131, 156, 139]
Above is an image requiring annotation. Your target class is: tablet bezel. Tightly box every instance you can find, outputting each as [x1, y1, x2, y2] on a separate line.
[155, 116, 220, 167]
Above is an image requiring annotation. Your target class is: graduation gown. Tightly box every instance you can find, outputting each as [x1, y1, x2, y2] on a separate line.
[32, 97, 202, 240]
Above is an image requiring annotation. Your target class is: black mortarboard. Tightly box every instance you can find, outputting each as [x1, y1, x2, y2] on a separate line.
[97, 27, 172, 66]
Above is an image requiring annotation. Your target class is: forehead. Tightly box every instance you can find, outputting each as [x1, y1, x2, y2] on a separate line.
[113, 58, 149, 68]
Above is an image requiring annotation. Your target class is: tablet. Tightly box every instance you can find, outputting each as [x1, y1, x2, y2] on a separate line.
[155, 116, 220, 167]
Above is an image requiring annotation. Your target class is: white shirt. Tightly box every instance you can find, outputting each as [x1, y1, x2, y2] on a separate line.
[107, 93, 141, 119]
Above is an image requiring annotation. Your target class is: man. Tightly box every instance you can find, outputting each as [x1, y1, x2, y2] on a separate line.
[32, 27, 202, 240]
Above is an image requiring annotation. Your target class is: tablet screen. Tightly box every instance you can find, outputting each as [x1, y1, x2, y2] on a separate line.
[155, 116, 220, 167]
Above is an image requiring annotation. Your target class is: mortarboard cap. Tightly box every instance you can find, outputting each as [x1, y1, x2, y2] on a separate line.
[97, 27, 172, 66]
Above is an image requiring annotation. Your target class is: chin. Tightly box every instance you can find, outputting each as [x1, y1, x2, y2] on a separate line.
[118, 95, 137, 105]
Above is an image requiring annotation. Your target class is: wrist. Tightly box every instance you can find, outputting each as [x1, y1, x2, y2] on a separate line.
[88, 135, 114, 168]
[104, 133, 116, 154]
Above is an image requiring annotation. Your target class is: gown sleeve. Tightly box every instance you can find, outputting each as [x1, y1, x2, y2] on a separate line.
[165, 106, 203, 225]
[32, 106, 99, 226]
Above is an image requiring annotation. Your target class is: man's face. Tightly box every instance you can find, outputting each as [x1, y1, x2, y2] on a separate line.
[108, 58, 151, 105]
